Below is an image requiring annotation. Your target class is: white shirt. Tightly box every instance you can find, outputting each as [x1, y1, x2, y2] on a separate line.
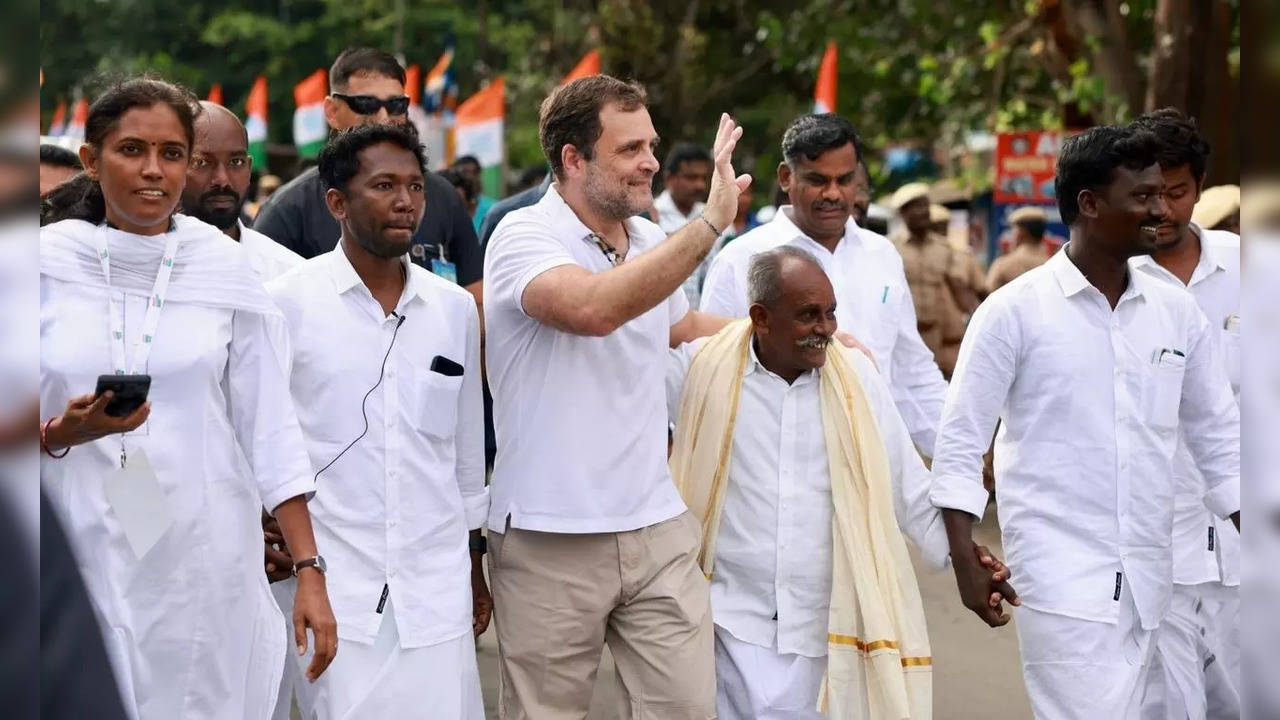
[267, 248, 487, 648]
[667, 340, 949, 657]
[699, 208, 947, 454]
[41, 252, 313, 718]
[929, 248, 1240, 630]
[1131, 225, 1241, 587]
[653, 189, 712, 307]
[653, 188, 705, 234]
[239, 221, 304, 282]
[484, 184, 690, 534]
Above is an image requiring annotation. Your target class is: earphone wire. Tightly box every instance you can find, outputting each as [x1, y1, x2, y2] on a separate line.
[312, 312, 407, 484]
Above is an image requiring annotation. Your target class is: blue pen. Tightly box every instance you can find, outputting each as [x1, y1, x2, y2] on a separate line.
[881, 285, 889, 303]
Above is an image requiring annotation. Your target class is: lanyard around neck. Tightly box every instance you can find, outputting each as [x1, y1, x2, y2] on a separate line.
[96, 224, 181, 376]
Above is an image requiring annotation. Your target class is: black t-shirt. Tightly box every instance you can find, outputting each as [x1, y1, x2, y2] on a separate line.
[252, 166, 483, 285]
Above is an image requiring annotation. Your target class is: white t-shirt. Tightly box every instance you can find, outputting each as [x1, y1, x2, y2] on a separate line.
[483, 185, 691, 533]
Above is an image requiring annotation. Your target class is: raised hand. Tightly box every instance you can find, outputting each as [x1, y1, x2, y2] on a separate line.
[701, 113, 753, 232]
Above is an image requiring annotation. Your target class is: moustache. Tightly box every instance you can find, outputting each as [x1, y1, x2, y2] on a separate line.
[796, 335, 830, 350]
[200, 189, 241, 205]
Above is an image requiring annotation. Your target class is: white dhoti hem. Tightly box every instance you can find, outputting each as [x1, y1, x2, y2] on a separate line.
[1198, 584, 1240, 720]
[1144, 585, 1211, 720]
[1016, 583, 1156, 720]
[714, 625, 827, 720]
[309, 598, 483, 720]
[270, 578, 316, 720]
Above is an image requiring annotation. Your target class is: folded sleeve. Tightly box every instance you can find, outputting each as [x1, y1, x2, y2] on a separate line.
[456, 296, 490, 529]
[928, 296, 1020, 521]
[227, 309, 316, 512]
[847, 348, 950, 570]
[1177, 301, 1240, 519]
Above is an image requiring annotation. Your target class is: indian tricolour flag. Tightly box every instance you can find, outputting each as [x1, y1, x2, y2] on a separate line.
[561, 49, 600, 85]
[404, 64, 431, 155]
[245, 76, 269, 168]
[206, 84, 224, 106]
[64, 97, 89, 141]
[293, 69, 328, 158]
[48, 99, 67, 137]
[424, 46, 457, 169]
[454, 77, 504, 198]
[814, 42, 837, 114]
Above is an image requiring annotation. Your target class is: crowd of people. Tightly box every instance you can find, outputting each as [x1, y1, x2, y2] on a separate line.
[36, 43, 1241, 720]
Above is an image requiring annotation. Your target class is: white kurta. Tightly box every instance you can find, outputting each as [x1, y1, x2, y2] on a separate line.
[40, 219, 315, 720]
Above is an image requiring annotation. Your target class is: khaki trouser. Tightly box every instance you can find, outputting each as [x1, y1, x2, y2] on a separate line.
[489, 511, 715, 720]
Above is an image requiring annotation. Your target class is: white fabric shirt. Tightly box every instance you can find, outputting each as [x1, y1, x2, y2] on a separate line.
[1131, 225, 1241, 587]
[667, 339, 949, 657]
[653, 189, 705, 234]
[653, 189, 713, 307]
[929, 247, 1240, 630]
[239, 221, 304, 282]
[699, 208, 947, 454]
[484, 184, 690, 533]
[267, 248, 487, 648]
[40, 232, 314, 719]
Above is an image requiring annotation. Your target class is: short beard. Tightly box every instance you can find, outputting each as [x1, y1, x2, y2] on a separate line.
[194, 206, 240, 231]
[583, 162, 648, 221]
[349, 218, 414, 259]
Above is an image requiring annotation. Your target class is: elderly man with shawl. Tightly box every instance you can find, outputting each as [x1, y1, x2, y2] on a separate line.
[667, 246, 1008, 719]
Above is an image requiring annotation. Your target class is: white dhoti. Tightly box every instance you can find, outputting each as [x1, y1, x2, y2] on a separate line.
[308, 599, 484, 720]
[1016, 584, 1156, 720]
[1143, 584, 1240, 720]
[1199, 584, 1240, 720]
[714, 626, 826, 720]
[270, 577, 316, 720]
[1144, 586, 1211, 720]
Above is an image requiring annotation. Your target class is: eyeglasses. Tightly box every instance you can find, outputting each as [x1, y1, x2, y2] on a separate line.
[332, 93, 412, 116]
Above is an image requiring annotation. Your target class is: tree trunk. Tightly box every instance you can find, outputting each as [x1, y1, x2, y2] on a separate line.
[1146, 0, 1192, 112]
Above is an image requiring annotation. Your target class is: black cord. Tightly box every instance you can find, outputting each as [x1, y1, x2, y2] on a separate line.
[313, 312, 407, 484]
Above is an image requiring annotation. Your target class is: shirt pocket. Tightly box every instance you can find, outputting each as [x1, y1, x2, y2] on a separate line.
[410, 368, 463, 440]
[1144, 355, 1186, 431]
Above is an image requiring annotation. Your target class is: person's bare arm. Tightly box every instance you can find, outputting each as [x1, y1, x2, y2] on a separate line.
[272, 497, 337, 682]
[522, 114, 751, 337]
[669, 310, 734, 347]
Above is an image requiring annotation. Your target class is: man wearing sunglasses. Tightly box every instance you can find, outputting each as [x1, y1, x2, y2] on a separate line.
[254, 47, 483, 297]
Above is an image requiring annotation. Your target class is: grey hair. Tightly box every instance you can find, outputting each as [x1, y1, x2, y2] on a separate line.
[746, 246, 825, 308]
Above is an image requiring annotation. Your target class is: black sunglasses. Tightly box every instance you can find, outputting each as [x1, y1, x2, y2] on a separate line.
[332, 93, 412, 116]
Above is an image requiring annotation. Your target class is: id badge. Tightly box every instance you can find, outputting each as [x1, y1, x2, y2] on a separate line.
[104, 447, 173, 559]
[431, 258, 458, 285]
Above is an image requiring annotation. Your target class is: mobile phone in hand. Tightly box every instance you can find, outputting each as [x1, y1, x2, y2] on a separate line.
[94, 375, 151, 417]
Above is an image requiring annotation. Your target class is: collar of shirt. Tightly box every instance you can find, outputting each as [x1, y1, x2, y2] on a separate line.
[1130, 223, 1230, 289]
[325, 243, 431, 312]
[745, 335, 819, 387]
[540, 183, 660, 257]
[654, 189, 705, 225]
[1048, 242, 1147, 305]
[760, 206, 863, 258]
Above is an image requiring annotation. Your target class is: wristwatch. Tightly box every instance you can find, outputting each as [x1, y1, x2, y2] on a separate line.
[469, 535, 487, 555]
[293, 555, 327, 576]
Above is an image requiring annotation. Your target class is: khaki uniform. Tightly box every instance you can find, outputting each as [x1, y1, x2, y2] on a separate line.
[891, 229, 969, 375]
[987, 242, 1050, 292]
[937, 245, 986, 377]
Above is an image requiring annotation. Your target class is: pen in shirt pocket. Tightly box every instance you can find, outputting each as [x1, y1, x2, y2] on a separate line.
[881, 285, 889, 303]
